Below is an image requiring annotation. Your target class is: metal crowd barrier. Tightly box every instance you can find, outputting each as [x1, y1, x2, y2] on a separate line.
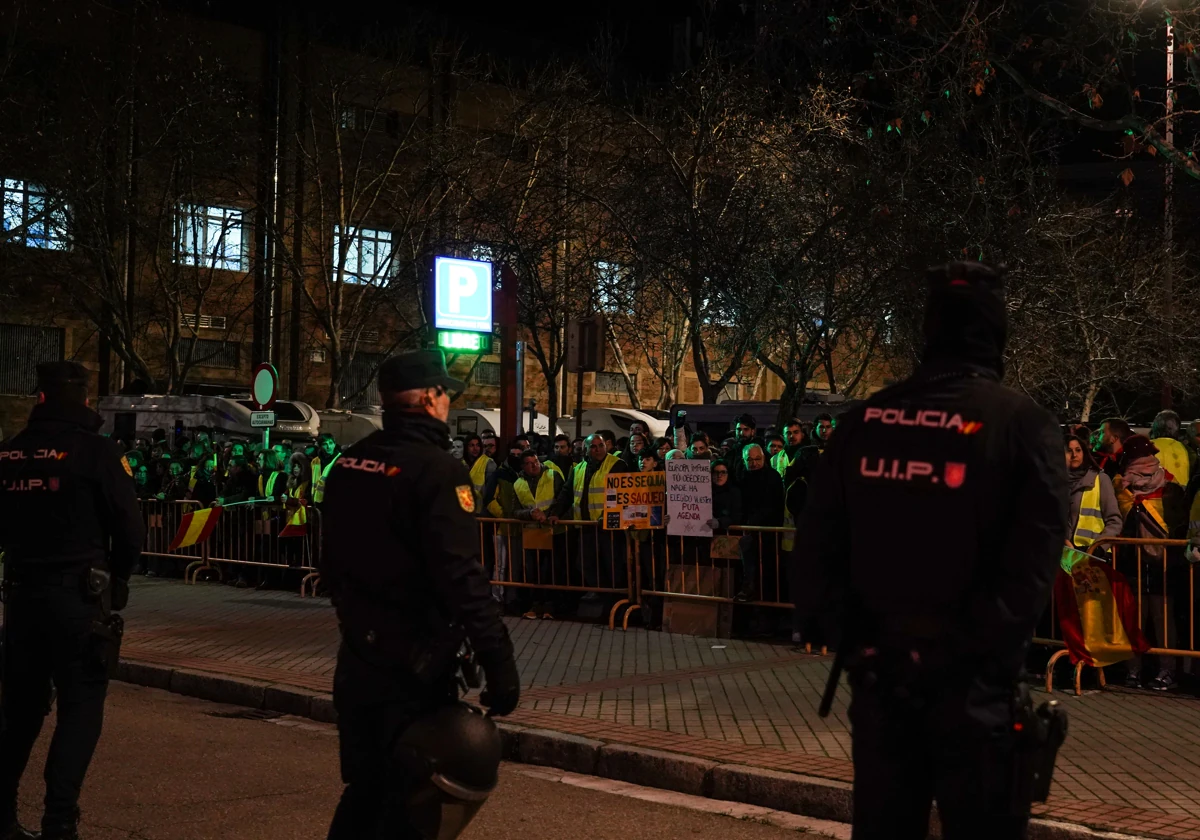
[1036, 536, 1195, 695]
[475, 517, 639, 629]
[638, 525, 795, 607]
[136, 499, 322, 596]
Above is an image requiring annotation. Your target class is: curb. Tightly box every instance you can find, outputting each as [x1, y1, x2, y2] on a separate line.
[114, 659, 1154, 840]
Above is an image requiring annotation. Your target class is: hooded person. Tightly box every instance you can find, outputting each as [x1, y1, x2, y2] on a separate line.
[1063, 434, 1123, 553]
[1113, 434, 1170, 533]
[1112, 432, 1186, 690]
[791, 262, 1068, 840]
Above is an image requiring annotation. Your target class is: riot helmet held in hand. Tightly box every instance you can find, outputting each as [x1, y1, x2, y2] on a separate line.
[393, 703, 503, 840]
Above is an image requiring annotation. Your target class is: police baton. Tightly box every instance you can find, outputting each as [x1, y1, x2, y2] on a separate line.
[818, 644, 846, 718]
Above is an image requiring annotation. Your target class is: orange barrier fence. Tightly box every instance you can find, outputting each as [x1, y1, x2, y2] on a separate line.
[1036, 536, 1197, 694]
[474, 518, 639, 628]
[473, 519, 798, 631]
[639, 525, 795, 610]
[136, 499, 322, 595]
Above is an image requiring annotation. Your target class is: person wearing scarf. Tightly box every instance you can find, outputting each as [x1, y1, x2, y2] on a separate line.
[1064, 435, 1123, 553]
[1113, 434, 1185, 691]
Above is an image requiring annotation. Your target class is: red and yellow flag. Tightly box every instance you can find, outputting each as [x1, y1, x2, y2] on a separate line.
[278, 504, 307, 538]
[1054, 548, 1149, 668]
[168, 506, 222, 551]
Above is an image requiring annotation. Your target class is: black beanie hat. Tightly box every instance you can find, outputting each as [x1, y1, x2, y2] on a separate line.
[922, 261, 1007, 374]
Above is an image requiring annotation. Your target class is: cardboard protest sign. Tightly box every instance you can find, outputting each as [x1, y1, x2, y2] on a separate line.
[604, 471, 665, 530]
[666, 459, 713, 537]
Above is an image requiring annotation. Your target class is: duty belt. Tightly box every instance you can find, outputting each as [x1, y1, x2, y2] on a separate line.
[5, 565, 87, 589]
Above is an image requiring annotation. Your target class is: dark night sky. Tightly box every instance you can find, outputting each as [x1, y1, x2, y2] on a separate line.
[174, 0, 694, 77]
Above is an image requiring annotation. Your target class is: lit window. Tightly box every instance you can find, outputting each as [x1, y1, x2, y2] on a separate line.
[596, 261, 632, 313]
[2, 179, 69, 250]
[175, 205, 246, 270]
[470, 244, 494, 263]
[333, 226, 395, 284]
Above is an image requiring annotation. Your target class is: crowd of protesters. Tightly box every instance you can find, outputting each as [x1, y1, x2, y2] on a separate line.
[457, 412, 839, 636]
[109, 407, 1200, 665]
[1059, 409, 1200, 692]
[114, 426, 341, 584]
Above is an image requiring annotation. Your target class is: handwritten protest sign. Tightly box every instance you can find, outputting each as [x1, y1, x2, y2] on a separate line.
[604, 471, 665, 530]
[666, 459, 713, 537]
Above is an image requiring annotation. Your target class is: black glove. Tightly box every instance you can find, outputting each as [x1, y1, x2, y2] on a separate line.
[477, 648, 520, 717]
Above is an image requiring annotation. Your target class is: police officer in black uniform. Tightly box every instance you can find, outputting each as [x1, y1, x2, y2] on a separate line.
[794, 263, 1067, 840]
[321, 349, 520, 840]
[0, 362, 143, 840]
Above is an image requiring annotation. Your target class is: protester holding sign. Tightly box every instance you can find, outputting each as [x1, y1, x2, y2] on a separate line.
[603, 471, 665, 530]
[666, 459, 714, 537]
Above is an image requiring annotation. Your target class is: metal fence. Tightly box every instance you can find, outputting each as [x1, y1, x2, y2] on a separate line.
[1037, 535, 1197, 694]
[475, 518, 639, 628]
[136, 499, 322, 595]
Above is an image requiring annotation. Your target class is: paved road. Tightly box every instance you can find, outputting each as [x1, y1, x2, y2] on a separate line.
[14, 682, 834, 839]
[112, 578, 1200, 839]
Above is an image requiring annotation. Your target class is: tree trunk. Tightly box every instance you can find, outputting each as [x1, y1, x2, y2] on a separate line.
[327, 347, 342, 408]
[1081, 381, 1100, 424]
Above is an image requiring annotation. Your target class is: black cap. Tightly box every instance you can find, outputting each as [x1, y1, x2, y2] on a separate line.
[36, 361, 89, 390]
[377, 349, 464, 394]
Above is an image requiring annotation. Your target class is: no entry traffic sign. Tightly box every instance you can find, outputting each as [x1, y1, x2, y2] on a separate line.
[251, 364, 278, 411]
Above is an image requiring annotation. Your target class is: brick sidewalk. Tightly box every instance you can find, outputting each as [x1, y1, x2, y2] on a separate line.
[117, 578, 1200, 838]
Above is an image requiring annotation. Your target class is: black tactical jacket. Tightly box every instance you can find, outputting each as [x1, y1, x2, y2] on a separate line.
[0, 401, 144, 579]
[321, 411, 513, 677]
[793, 360, 1068, 676]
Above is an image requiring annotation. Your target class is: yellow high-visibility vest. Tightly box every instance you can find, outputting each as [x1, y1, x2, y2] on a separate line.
[515, 470, 564, 536]
[572, 454, 620, 522]
[1153, 437, 1190, 487]
[771, 449, 793, 478]
[469, 456, 494, 509]
[311, 455, 339, 504]
[1073, 476, 1106, 548]
[258, 471, 283, 499]
[771, 450, 797, 551]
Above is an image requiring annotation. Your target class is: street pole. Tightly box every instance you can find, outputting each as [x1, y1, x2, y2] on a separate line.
[498, 264, 519, 443]
[1162, 14, 1175, 409]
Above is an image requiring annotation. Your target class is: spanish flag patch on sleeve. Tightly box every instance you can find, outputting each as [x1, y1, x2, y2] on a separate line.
[456, 485, 475, 513]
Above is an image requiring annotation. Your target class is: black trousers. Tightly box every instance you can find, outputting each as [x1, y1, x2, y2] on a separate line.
[0, 584, 110, 830]
[327, 642, 456, 840]
[848, 657, 1028, 840]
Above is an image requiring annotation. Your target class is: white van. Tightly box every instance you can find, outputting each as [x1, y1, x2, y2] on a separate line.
[567, 408, 669, 441]
[97, 395, 320, 443]
[447, 409, 569, 440]
[317, 409, 384, 448]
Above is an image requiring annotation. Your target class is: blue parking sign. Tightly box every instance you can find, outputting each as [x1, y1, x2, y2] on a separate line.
[434, 256, 493, 333]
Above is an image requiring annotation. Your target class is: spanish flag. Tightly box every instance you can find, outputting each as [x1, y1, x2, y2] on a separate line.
[278, 504, 307, 538]
[1054, 547, 1149, 668]
[168, 506, 222, 551]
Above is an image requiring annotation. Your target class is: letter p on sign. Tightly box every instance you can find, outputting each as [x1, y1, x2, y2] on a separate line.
[448, 265, 477, 312]
[435, 256, 493, 332]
